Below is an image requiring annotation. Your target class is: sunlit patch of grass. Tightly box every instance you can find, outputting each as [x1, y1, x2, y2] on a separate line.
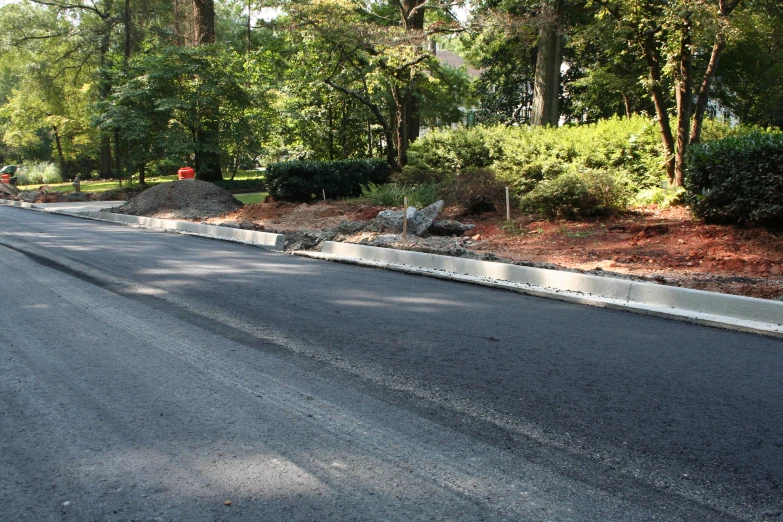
[235, 192, 268, 204]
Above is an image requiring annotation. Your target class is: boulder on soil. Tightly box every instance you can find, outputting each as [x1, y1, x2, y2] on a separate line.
[428, 219, 475, 236]
[376, 200, 444, 236]
[111, 179, 243, 219]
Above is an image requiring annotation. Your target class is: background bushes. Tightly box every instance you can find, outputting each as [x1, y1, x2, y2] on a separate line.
[410, 116, 664, 195]
[266, 158, 391, 201]
[16, 161, 63, 185]
[521, 169, 632, 218]
[685, 131, 783, 226]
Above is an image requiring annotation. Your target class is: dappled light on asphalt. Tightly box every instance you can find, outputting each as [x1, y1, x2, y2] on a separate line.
[2, 206, 783, 520]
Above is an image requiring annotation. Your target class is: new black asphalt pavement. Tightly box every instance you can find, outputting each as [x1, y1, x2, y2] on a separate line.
[1, 206, 782, 521]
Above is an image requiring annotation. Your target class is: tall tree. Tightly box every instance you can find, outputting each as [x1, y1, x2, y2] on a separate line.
[191, 0, 223, 180]
[530, 0, 563, 126]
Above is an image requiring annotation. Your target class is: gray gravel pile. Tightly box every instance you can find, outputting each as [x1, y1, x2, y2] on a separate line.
[0, 182, 20, 198]
[112, 180, 242, 219]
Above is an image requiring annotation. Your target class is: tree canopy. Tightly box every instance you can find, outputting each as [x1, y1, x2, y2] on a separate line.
[0, 0, 779, 183]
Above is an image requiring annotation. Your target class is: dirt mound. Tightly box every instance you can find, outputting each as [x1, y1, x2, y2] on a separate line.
[113, 180, 243, 219]
[0, 182, 19, 198]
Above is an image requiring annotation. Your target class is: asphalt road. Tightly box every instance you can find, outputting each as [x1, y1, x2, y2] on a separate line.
[1, 206, 782, 521]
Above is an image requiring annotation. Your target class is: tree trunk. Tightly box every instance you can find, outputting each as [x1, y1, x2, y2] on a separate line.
[52, 125, 68, 180]
[674, 20, 693, 187]
[193, 0, 216, 45]
[192, 0, 222, 181]
[98, 31, 113, 178]
[531, 0, 563, 127]
[392, 86, 410, 169]
[690, 34, 725, 145]
[124, 0, 132, 64]
[114, 127, 122, 185]
[623, 95, 632, 119]
[139, 163, 146, 185]
[402, 0, 425, 142]
[641, 29, 676, 184]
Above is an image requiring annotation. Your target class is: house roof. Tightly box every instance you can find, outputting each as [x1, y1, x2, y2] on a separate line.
[436, 50, 481, 78]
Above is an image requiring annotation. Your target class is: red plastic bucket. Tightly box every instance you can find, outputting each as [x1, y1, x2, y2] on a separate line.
[178, 167, 195, 180]
[0, 174, 10, 184]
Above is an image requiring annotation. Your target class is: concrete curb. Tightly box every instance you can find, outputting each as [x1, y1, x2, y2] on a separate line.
[0, 200, 285, 250]
[296, 242, 783, 338]
[68, 210, 287, 251]
[4, 198, 781, 336]
[0, 199, 37, 209]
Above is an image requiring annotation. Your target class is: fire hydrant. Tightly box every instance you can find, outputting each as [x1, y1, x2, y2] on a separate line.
[72, 175, 81, 193]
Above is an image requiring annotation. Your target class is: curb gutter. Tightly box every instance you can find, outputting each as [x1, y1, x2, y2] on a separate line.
[296, 241, 783, 338]
[69, 210, 287, 251]
[3, 199, 781, 337]
[0, 200, 285, 251]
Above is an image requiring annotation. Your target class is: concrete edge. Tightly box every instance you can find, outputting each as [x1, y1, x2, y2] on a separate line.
[0, 199, 37, 209]
[0, 201, 286, 251]
[5, 198, 780, 337]
[72, 210, 287, 251]
[298, 242, 783, 338]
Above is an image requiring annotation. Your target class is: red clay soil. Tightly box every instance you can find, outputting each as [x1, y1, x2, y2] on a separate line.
[214, 201, 783, 300]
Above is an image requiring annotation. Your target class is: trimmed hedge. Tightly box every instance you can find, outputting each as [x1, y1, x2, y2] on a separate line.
[521, 169, 632, 219]
[213, 179, 267, 193]
[685, 131, 783, 226]
[409, 116, 665, 194]
[266, 159, 391, 201]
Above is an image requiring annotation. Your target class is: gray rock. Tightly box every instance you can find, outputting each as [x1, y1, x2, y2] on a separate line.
[377, 206, 417, 233]
[428, 219, 475, 236]
[65, 192, 91, 202]
[376, 200, 444, 236]
[284, 230, 328, 251]
[412, 200, 444, 235]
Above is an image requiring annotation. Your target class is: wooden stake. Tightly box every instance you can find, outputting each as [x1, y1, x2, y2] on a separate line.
[322, 188, 326, 202]
[402, 196, 408, 240]
[506, 186, 511, 221]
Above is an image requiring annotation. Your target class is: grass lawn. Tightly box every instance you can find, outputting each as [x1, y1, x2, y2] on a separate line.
[18, 171, 264, 194]
[235, 192, 267, 204]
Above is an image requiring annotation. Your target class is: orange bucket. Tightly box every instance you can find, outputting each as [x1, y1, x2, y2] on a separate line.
[0, 174, 10, 184]
[178, 167, 195, 180]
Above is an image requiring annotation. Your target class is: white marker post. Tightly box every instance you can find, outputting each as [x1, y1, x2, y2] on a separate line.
[322, 188, 326, 202]
[402, 196, 408, 241]
[506, 186, 511, 221]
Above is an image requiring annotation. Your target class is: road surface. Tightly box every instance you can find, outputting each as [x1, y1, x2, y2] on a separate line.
[1, 207, 781, 521]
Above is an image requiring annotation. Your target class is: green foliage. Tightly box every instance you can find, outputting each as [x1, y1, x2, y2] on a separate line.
[391, 165, 448, 185]
[361, 182, 442, 208]
[410, 116, 665, 194]
[521, 169, 632, 219]
[633, 185, 686, 209]
[16, 161, 62, 185]
[685, 131, 783, 226]
[441, 168, 507, 214]
[409, 126, 495, 172]
[266, 158, 391, 202]
[213, 179, 268, 193]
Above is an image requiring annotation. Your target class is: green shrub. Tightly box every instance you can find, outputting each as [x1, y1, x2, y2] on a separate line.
[17, 161, 63, 185]
[633, 185, 685, 209]
[409, 126, 494, 171]
[391, 165, 449, 185]
[521, 169, 631, 219]
[361, 182, 442, 208]
[213, 179, 267, 193]
[266, 158, 391, 202]
[441, 168, 507, 214]
[685, 131, 783, 226]
[409, 116, 666, 196]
